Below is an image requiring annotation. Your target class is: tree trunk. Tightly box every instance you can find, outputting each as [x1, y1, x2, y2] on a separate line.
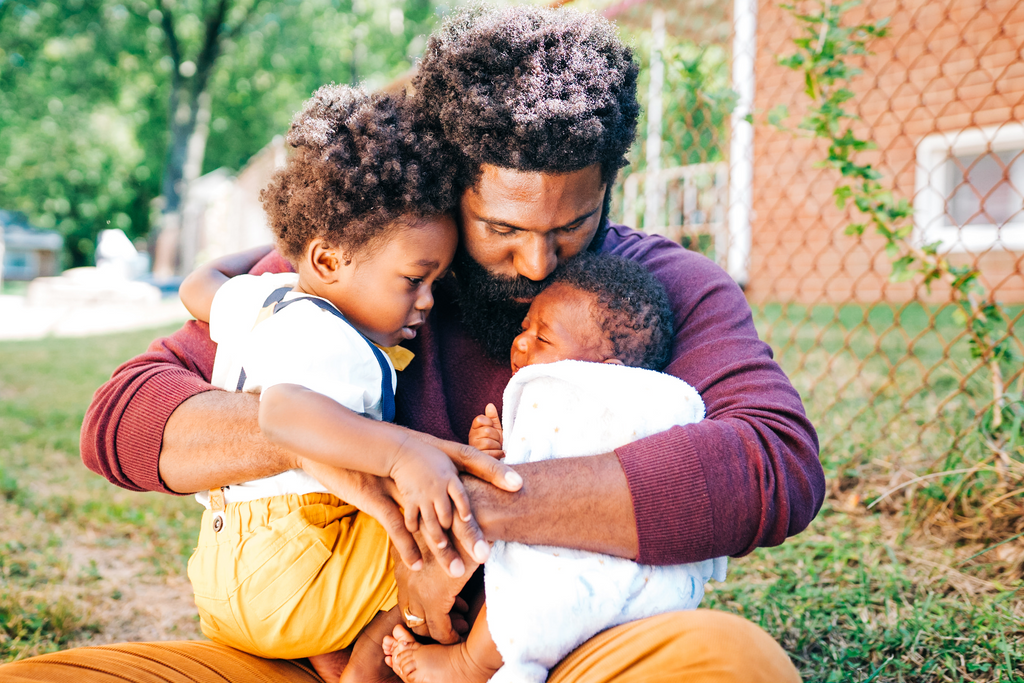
[151, 0, 236, 278]
[152, 77, 196, 278]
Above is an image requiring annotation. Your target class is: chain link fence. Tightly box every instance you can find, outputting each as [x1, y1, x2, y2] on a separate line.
[610, 0, 1024, 544]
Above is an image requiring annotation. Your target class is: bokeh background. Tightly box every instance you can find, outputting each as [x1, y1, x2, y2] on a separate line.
[1, 0, 1022, 680]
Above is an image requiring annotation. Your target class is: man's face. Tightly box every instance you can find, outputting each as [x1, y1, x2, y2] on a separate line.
[459, 164, 607, 289]
[453, 163, 608, 360]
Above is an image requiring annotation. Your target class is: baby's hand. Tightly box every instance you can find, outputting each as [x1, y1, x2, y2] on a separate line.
[468, 403, 504, 459]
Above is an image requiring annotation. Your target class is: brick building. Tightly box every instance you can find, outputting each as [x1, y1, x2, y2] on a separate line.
[749, 0, 1024, 304]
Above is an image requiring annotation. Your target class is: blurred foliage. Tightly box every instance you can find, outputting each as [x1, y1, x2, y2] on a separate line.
[625, 37, 736, 173]
[0, 0, 441, 267]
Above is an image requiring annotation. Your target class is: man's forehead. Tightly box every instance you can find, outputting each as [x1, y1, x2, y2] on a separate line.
[462, 164, 605, 230]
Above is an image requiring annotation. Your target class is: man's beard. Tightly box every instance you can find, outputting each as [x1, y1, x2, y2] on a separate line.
[452, 248, 549, 361]
[452, 214, 610, 361]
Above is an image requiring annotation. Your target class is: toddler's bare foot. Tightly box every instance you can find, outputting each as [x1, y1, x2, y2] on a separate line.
[386, 624, 497, 683]
[309, 650, 350, 683]
[339, 609, 403, 683]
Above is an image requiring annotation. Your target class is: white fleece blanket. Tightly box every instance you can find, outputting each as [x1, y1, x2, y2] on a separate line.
[484, 360, 728, 683]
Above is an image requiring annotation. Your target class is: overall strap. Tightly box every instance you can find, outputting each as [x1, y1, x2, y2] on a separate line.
[235, 287, 295, 391]
[272, 295, 396, 423]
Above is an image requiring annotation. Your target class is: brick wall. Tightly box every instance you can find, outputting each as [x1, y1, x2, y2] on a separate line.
[749, 0, 1024, 304]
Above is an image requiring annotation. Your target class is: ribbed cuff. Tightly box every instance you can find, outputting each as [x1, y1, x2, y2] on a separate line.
[615, 425, 714, 565]
[117, 369, 220, 494]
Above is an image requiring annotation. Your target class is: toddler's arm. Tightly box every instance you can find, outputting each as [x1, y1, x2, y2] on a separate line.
[468, 403, 504, 459]
[179, 245, 275, 322]
[259, 384, 523, 573]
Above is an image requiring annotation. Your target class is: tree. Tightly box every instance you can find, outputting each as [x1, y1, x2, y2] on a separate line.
[0, 0, 440, 270]
[145, 0, 258, 275]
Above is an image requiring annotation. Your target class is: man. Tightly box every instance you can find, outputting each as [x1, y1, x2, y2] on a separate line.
[4, 6, 822, 682]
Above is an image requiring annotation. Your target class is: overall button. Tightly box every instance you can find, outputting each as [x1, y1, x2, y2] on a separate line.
[212, 512, 225, 533]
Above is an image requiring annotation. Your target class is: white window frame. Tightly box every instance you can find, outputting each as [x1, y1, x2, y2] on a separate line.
[914, 123, 1024, 253]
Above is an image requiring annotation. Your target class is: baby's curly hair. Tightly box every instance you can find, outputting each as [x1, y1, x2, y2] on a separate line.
[412, 5, 640, 189]
[550, 253, 674, 370]
[260, 85, 459, 264]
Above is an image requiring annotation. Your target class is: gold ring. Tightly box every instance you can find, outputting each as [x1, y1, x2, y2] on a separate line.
[403, 609, 425, 627]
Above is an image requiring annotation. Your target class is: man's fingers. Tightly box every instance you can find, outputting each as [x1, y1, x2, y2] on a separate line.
[425, 606, 459, 644]
[405, 598, 430, 639]
[388, 526, 423, 571]
[455, 446, 523, 492]
[451, 510, 489, 565]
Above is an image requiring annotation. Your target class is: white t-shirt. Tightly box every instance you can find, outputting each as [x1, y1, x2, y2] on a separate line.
[195, 272, 397, 508]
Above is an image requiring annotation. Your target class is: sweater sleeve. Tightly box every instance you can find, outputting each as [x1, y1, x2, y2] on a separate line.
[79, 251, 292, 493]
[607, 229, 824, 565]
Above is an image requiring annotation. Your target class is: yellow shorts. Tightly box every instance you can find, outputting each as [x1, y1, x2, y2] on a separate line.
[186, 492, 397, 659]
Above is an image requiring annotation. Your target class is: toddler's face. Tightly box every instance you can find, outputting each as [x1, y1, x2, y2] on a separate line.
[329, 215, 458, 347]
[510, 283, 619, 374]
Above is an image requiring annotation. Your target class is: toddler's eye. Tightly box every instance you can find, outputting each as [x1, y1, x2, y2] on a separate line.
[406, 277, 424, 287]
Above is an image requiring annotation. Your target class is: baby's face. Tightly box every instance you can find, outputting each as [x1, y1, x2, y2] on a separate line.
[510, 283, 619, 374]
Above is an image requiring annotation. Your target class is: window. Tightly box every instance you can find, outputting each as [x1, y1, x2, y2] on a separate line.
[914, 124, 1024, 252]
[3, 249, 37, 279]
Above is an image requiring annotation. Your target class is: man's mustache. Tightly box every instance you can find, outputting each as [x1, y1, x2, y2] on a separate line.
[481, 272, 550, 301]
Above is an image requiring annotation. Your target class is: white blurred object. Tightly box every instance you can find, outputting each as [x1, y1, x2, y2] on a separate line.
[96, 229, 151, 280]
[27, 266, 161, 307]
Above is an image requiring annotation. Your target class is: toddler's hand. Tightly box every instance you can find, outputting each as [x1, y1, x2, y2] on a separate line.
[468, 403, 504, 459]
[388, 438, 472, 572]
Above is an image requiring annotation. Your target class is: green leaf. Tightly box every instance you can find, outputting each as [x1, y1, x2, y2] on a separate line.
[767, 104, 790, 129]
[889, 255, 916, 282]
[834, 185, 853, 207]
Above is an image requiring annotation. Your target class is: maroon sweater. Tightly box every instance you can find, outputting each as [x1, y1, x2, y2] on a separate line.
[80, 225, 823, 565]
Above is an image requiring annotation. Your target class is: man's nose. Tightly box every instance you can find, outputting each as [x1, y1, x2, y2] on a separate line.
[514, 234, 558, 281]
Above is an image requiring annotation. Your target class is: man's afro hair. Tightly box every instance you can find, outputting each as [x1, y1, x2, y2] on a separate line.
[260, 84, 459, 264]
[551, 253, 674, 371]
[412, 5, 640, 187]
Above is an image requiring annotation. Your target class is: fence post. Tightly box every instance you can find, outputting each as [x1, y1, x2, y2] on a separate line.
[644, 9, 666, 235]
[728, 0, 756, 286]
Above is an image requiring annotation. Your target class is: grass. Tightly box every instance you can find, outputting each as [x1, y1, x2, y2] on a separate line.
[1, 315, 1022, 679]
[0, 325, 200, 661]
[707, 506, 1024, 682]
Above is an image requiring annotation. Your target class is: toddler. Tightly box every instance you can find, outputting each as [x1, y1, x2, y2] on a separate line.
[385, 252, 727, 683]
[178, 84, 519, 683]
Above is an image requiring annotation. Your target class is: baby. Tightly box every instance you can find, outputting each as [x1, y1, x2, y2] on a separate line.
[384, 252, 727, 683]
[178, 84, 519, 683]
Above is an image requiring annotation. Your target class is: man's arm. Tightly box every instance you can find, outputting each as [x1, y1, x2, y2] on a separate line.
[457, 232, 823, 566]
[463, 451, 638, 557]
[81, 251, 295, 494]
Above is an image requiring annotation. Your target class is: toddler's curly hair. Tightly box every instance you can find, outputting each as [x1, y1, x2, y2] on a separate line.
[550, 253, 674, 370]
[412, 5, 640, 189]
[260, 85, 459, 264]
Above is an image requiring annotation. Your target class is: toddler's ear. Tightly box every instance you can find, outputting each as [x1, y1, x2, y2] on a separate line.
[602, 358, 624, 365]
[307, 240, 348, 283]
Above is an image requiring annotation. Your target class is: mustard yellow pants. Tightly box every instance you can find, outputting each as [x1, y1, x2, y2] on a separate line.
[0, 610, 801, 682]
[188, 492, 397, 659]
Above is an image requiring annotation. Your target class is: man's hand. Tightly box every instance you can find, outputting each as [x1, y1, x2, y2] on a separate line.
[392, 522, 480, 644]
[391, 426, 522, 576]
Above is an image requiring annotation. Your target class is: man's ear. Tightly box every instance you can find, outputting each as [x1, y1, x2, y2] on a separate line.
[602, 358, 624, 365]
[307, 240, 347, 284]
